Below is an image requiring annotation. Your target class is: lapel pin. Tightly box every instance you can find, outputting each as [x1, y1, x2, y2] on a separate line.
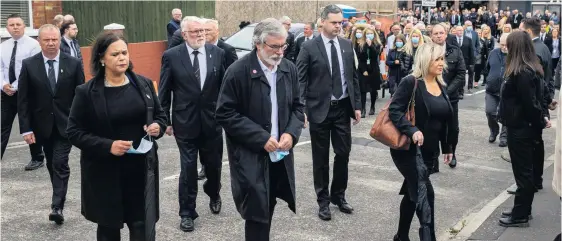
[61, 69, 64, 73]
[252, 70, 257, 74]
[146, 94, 151, 99]
[210, 54, 212, 58]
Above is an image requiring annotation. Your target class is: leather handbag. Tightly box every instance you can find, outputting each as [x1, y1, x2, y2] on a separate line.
[369, 77, 418, 150]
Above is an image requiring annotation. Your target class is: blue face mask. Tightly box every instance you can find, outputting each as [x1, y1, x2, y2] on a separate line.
[126, 135, 153, 154]
[466, 26, 473, 32]
[366, 34, 375, 40]
[411, 37, 420, 44]
[355, 33, 363, 39]
[269, 150, 289, 162]
[395, 42, 404, 48]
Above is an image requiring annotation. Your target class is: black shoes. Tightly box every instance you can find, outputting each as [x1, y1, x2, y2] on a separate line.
[25, 160, 44, 171]
[49, 208, 64, 225]
[393, 234, 411, 241]
[361, 108, 366, 118]
[499, 216, 530, 227]
[369, 106, 375, 115]
[449, 156, 457, 168]
[197, 167, 206, 180]
[501, 210, 533, 220]
[499, 140, 507, 147]
[210, 196, 222, 214]
[330, 198, 354, 214]
[318, 206, 331, 221]
[489, 133, 497, 143]
[180, 217, 195, 232]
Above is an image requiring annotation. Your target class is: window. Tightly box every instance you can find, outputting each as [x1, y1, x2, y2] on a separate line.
[1, 0, 32, 28]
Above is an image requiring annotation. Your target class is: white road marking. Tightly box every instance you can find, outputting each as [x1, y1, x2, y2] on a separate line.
[162, 140, 312, 181]
[465, 89, 486, 96]
[6, 141, 28, 150]
[439, 154, 556, 241]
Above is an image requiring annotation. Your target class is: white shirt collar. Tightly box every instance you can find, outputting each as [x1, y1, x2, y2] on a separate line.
[42, 51, 61, 63]
[63, 36, 73, 43]
[321, 33, 339, 46]
[214, 39, 219, 46]
[185, 43, 206, 56]
[256, 53, 277, 74]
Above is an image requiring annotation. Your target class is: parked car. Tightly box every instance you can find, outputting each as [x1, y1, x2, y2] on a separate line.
[224, 22, 319, 58]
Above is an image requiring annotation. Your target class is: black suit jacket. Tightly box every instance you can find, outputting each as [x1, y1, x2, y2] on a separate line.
[284, 32, 296, 62]
[217, 39, 238, 69]
[60, 38, 83, 63]
[159, 43, 226, 140]
[452, 35, 475, 66]
[296, 35, 361, 123]
[294, 35, 314, 62]
[168, 29, 183, 49]
[18, 52, 85, 139]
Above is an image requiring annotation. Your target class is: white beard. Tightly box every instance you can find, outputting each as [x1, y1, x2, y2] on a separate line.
[259, 48, 282, 66]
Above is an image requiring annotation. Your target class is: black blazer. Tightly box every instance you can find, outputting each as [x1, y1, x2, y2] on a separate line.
[60, 38, 83, 63]
[284, 31, 296, 62]
[443, 43, 467, 103]
[217, 39, 238, 69]
[18, 52, 84, 140]
[456, 36, 475, 66]
[159, 43, 226, 140]
[168, 29, 183, 49]
[388, 76, 455, 154]
[499, 69, 546, 129]
[294, 35, 314, 62]
[296, 35, 361, 123]
[65, 72, 167, 228]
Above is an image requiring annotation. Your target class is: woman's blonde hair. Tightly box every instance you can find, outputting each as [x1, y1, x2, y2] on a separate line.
[411, 43, 447, 86]
[481, 24, 492, 39]
[364, 27, 382, 46]
[403, 28, 425, 55]
[503, 24, 512, 33]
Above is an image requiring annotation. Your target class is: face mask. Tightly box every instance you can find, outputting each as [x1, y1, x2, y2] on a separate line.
[355, 33, 363, 39]
[395, 42, 404, 48]
[269, 150, 289, 162]
[466, 26, 473, 32]
[411, 37, 420, 44]
[127, 135, 153, 154]
[366, 34, 375, 40]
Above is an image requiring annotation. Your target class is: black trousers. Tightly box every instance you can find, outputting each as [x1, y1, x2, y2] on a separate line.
[393, 148, 437, 241]
[507, 126, 542, 218]
[466, 65, 475, 90]
[360, 88, 378, 111]
[244, 160, 289, 241]
[450, 101, 460, 157]
[474, 63, 487, 84]
[176, 133, 223, 219]
[97, 221, 147, 241]
[37, 125, 72, 209]
[0, 92, 44, 160]
[309, 98, 352, 207]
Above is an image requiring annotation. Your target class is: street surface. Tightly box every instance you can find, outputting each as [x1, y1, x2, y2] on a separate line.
[1, 87, 559, 241]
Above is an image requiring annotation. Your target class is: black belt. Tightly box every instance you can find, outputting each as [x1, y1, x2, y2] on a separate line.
[330, 97, 349, 106]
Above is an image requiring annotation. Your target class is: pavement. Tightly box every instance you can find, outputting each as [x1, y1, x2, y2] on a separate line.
[1, 86, 559, 241]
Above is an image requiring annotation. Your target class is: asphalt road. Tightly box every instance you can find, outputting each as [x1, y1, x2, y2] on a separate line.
[1, 86, 558, 241]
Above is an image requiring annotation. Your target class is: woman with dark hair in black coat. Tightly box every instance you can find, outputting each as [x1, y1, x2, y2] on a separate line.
[66, 32, 167, 241]
[497, 31, 549, 228]
[389, 43, 455, 241]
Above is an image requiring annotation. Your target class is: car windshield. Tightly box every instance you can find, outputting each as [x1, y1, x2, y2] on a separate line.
[224, 25, 255, 51]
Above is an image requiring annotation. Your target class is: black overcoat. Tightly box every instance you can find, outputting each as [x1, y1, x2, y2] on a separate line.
[215, 49, 305, 223]
[66, 71, 167, 237]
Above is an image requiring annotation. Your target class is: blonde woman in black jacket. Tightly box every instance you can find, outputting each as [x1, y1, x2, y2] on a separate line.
[389, 43, 455, 241]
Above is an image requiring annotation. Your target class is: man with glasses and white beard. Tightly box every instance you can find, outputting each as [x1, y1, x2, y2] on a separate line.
[158, 16, 226, 232]
[216, 18, 304, 240]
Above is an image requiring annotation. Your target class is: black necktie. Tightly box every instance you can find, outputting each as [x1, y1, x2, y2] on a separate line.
[329, 40, 343, 99]
[47, 60, 56, 93]
[9, 41, 17, 84]
[192, 50, 200, 85]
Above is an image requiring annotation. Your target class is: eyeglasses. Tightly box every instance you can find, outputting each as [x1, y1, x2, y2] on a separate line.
[264, 42, 288, 51]
[184, 29, 205, 35]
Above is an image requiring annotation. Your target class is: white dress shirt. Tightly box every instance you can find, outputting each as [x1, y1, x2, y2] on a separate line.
[256, 53, 279, 161]
[321, 33, 348, 100]
[63, 36, 77, 57]
[43, 51, 61, 82]
[185, 43, 207, 90]
[553, 39, 560, 59]
[0, 35, 41, 91]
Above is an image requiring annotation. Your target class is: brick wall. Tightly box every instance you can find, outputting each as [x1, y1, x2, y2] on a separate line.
[32, 0, 62, 28]
[80, 41, 168, 92]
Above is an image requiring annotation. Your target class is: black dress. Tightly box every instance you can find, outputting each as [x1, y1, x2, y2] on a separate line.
[423, 91, 451, 161]
[104, 83, 147, 224]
